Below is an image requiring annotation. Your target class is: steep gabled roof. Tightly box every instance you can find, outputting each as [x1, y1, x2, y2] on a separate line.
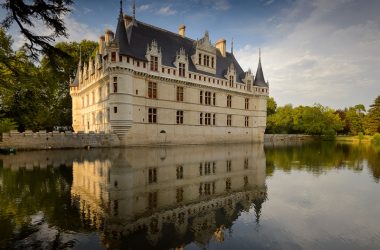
[120, 19, 246, 83]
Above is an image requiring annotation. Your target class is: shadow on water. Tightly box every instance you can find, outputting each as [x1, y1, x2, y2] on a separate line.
[0, 144, 267, 249]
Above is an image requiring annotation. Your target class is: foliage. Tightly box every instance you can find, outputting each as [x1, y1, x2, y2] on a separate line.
[267, 96, 277, 116]
[1, 0, 73, 60]
[0, 118, 17, 133]
[0, 28, 97, 131]
[364, 96, 380, 135]
[372, 133, 380, 144]
[358, 132, 364, 141]
[266, 102, 343, 136]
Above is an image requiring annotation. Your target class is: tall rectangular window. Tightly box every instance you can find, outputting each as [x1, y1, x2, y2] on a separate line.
[213, 114, 216, 125]
[227, 160, 232, 172]
[179, 63, 186, 77]
[148, 82, 157, 99]
[200, 91, 203, 104]
[177, 86, 183, 102]
[111, 52, 116, 62]
[245, 116, 249, 127]
[213, 93, 216, 106]
[227, 114, 232, 126]
[176, 110, 183, 124]
[113, 77, 117, 93]
[176, 166, 183, 180]
[227, 95, 232, 108]
[200, 113, 203, 125]
[198, 53, 202, 65]
[148, 168, 157, 183]
[99, 87, 102, 102]
[229, 75, 234, 87]
[150, 55, 158, 71]
[245, 98, 249, 110]
[205, 91, 211, 105]
[148, 108, 157, 123]
[148, 192, 157, 209]
[205, 113, 211, 125]
[211, 57, 215, 68]
[114, 106, 118, 113]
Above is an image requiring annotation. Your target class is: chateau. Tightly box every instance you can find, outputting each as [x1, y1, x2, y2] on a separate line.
[70, 3, 269, 145]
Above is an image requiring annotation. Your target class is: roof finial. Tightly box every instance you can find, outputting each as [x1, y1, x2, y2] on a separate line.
[133, 0, 136, 19]
[231, 38, 234, 54]
[259, 48, 261, 61]
[119, 0, 123, 16]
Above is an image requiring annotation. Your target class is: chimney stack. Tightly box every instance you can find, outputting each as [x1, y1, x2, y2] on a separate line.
[99, 36, 105, 54]
[216, 39, 226, 57]
[178, 24, 186, 37]
[105, 29, 114, 44]
[124, 14, 132, 27]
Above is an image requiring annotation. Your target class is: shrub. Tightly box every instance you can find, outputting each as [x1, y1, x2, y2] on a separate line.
[372, 133, 380, 144]
[0, 118, 17, 134]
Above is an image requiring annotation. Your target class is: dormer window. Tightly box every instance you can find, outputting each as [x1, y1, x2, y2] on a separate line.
[229, 75, 234, 87]
[211, 57, 214, 68]
[150, 56, 158, 71]
[111, 52, 116, 62]
[179, 63, 186, 77]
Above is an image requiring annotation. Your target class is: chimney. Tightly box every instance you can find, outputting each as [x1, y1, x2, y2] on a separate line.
[216, 39, 226, 57]
[99, 36, 105, 54]
[105, 29, 114, 44]
[124, 14, 132, 27]
[178, 24, 186, 37]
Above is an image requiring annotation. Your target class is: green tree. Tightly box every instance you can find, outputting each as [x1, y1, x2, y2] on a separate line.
[267, 96, 277, 116]
[364, 96, 380, 135]
[1, 0, 73, 60]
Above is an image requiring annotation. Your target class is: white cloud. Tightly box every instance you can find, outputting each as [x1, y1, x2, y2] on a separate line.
[235, 0, 380, 109]
[213, 0, 230, 10]
[157, 6, 177, 16]
[137, 4, 151, 12]
[263, 0, 275, 6]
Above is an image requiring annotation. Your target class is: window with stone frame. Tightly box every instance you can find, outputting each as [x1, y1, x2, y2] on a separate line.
[245, 98, 249, 110]
[200, 91, 203, 104]
[176, 165, 183, 179]
[113, 77, 117, 93]
[176, 86, 184, 102]
[245, 116, 249, 127]
[227, 114, 232, 126]
[148, 168, 157, 183]
[179, 63, 186, 77]
[148, 82, 157, 99]
[205, 113, 211, 125]
[213, 114, 216, 125]
[111, 52, 116, 62]
[150, 55, 158, 71]
[211, 57, 215, 68]
[148, 108, 157, 123]
[213, 93, 216, 106]
[200, 112, 203, 125]
[227, 95, 232, 108]
[198, 53, 202, 65]
[205, 91, 212, 105]
[229, 75, 234, 87]
[176, 110, 184, 124]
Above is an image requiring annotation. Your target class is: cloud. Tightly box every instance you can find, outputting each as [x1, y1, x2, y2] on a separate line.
[263, 0, 275, 6]
[235, 0, 380, 109]
[137, 4, 151, 12]
[157, 6, 177, 16]
[213, 0, 230, 10]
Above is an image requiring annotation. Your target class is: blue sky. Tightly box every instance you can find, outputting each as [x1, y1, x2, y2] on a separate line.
[6, 0, 380, 109]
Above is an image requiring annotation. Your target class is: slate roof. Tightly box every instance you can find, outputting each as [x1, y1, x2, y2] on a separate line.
[254, 57, 268, 87]
[114, 15, 247, 83]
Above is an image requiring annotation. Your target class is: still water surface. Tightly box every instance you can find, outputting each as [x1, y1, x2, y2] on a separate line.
[0, 142, 379, 249]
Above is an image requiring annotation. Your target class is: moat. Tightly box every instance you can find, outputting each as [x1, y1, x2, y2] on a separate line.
[0, 142, 379, 250]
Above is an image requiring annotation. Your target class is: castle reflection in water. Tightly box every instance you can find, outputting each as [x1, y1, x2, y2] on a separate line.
[70, 144, 267, 249]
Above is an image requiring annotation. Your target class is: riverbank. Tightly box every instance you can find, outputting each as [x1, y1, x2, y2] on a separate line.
[335, 135, 373, 143]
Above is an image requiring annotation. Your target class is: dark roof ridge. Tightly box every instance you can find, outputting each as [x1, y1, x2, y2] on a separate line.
[136, 19, 198, 44]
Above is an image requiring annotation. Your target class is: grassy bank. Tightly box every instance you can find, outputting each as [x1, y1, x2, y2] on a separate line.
[335, 135, 373, 143]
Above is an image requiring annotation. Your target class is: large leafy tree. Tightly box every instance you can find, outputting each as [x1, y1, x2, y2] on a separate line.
[364, 96, 380, 135]
[1, 0, 73, 60]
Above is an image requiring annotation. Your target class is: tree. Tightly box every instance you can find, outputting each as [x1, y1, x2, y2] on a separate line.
[364, 96, 380, 135]
[1, 0, 73, 60]
[267, 96, 277, 116]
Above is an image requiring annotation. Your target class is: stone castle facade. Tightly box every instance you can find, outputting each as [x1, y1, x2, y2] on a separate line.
[70, 4, 269, 145]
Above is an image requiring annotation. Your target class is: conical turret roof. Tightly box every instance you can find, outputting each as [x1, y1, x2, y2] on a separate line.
[254, 52, 268, 87]
[114, 3, 131, 56]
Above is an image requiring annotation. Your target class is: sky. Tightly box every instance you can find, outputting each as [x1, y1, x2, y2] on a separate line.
[4, 0, 380, 109]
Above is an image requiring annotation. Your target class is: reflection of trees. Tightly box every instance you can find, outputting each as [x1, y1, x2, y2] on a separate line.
[265, 142, 380, 182]
[0, 165, 92, 249]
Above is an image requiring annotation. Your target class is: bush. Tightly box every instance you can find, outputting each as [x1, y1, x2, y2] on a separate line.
[0, 118, 17, 133]
[372, 133, 380, 144]
[358, 132, 364, 141]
